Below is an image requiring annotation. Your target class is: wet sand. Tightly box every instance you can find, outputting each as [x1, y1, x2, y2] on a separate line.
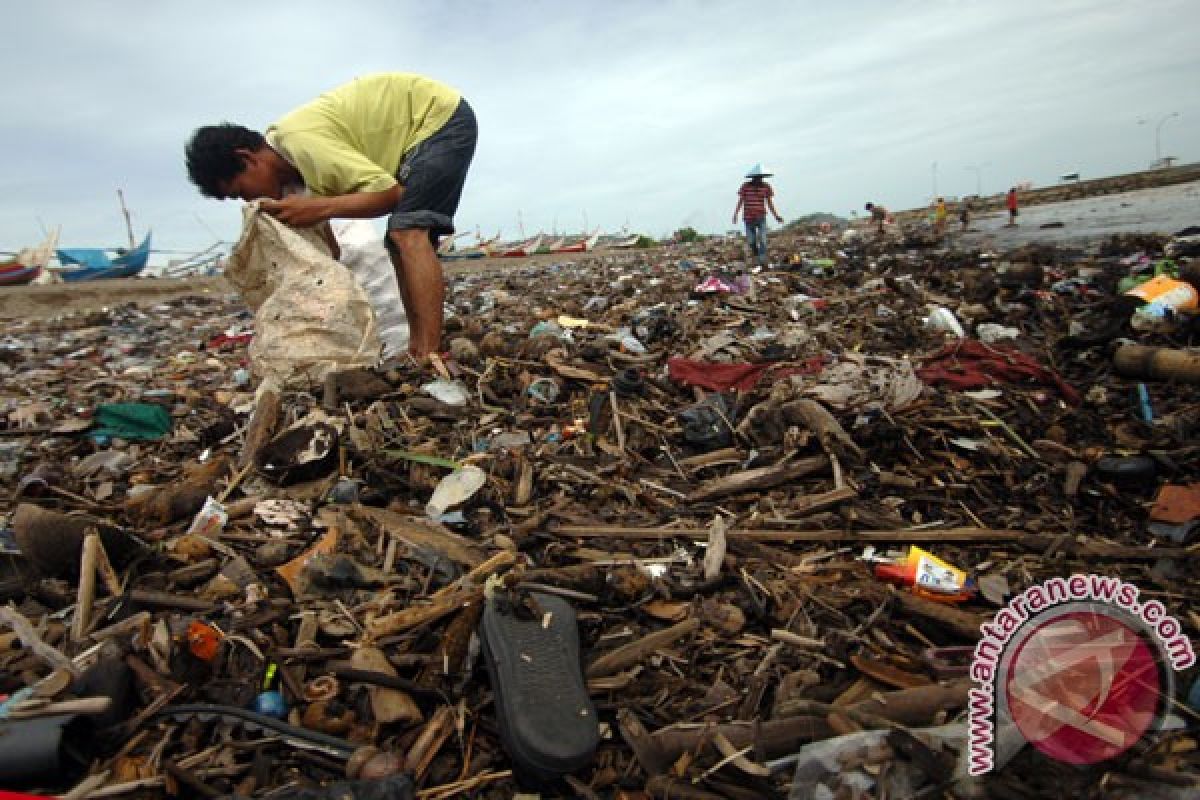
[957, 179, 1200, 248]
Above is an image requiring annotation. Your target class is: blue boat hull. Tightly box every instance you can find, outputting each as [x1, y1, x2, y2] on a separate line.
[57, 233, 152, 282]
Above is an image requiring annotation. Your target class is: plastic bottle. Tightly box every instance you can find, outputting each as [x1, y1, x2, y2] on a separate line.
[873, 547, 976, 604]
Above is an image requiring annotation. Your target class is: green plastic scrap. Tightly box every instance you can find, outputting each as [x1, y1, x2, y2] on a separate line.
[382, 449, 462, 470]
[91, 403, 173, 441]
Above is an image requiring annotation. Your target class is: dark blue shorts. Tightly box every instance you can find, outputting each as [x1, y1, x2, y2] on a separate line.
[387, 98, 478, 242]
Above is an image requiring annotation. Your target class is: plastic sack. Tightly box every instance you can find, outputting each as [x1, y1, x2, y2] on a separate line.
[332, 220, 409, 358]
[679, 394, 735, 451]
[225, 204, 380, 387]
[788, 724, 965, 800]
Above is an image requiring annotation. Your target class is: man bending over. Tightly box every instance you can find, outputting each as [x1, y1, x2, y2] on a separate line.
[186, 72, 477, 360]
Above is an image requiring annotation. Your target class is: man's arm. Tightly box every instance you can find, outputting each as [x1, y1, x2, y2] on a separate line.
[260, 185, 403, 228]
[732, 197, 744, 223]
[766, 197, 783, 222]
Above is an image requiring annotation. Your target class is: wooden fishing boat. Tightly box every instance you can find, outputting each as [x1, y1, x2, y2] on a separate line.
[551, 231, 602, 254]
[492, 234, 544, 258]
[56, 232, 152, 282]
[0, 228, 61, 287]
[0, 264, 41, 286]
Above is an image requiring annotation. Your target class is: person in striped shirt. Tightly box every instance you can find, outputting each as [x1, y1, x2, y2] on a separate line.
[732, 164, 783, 266]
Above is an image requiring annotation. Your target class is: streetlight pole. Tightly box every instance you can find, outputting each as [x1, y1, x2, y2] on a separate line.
[1155, 112, 1180, 163]
[1139, 112, 1180, 166]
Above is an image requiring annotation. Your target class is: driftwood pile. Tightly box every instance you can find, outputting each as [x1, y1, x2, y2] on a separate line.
[1, 227, 1199, 798]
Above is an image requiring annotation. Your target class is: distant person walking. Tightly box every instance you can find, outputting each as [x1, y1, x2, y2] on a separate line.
[1006, 187, 1019, 226]
[864, 202, 889, 235]
[934, 197, 948, 236]
[732, 164, 783, 266]
[959, 199, 971, 232]
[185, 72, 477, 361]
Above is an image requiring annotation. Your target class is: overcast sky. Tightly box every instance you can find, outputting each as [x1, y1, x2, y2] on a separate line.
[2, 1, 1197, 254]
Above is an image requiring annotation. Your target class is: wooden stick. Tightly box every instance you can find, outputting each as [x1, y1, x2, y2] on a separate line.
[127, 589, 216, 612]
[416, 770, 512, 800]
[677, 447, 742, 470]
[90, 611, 151, 643]
[770, 630, 825, 649]
[405, 705, 457, 780]
[587, 617, 700, 678]
[551, 524, 1026, 543]
[367, 588, 481, 638]
[91, 533, 122, 596]
[216, 462, 254, 504]
[687, 455, 829, 502]
[239, 385, 281, 469]
[435, 550, 516, 598]
[609, 391, 626, 451]
[72, 533, 100, 642]
[892, 592, 987, 640]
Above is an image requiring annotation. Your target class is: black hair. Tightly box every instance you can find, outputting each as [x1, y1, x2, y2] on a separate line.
[185, 123, 266, 198]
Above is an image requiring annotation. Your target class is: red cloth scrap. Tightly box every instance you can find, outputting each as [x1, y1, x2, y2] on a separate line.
[668, 357, 824, 392]
[207, 332, 254, 350]
[916, 340, 1080, 405]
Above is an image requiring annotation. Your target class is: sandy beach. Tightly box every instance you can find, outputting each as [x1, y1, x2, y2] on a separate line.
[0, 179, 1195, 321]
[0, 252, 598, 320]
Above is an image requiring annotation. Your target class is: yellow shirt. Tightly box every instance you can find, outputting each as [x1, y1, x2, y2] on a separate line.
[266, 72, 461, 197]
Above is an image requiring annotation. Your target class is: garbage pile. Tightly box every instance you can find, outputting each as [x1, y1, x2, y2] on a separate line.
[2, 225, 1200, 799]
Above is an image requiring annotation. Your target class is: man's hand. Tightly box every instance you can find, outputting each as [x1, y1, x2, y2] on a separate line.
[259, 196, 333, 228]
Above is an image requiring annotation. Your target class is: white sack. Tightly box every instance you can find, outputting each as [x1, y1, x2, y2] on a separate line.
[332, 220, 409, 357]
[226, 204, 380, 388]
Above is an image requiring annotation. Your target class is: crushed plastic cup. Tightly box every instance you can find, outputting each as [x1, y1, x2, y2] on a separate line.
[426, 465, 487, 518]
[422, 379, 469, 407]
[185, 497, 228, 539]
[529, 320, 565, 339]
[619, 334, 646, 354]
[527, 377, 560, 403]
[976, 323, 1020, 344]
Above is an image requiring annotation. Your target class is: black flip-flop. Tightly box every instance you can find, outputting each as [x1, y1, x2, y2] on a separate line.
[480, 591, 599, 784]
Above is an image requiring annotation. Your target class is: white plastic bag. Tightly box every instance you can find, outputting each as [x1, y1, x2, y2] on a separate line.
[924, 306, 965, 338]
[427, 466, 487, 518]
[333, 220, 409, 357]
[226, 205, 380, 387]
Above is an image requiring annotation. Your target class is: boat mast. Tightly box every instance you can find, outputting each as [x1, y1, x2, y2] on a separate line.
[117, 189, 135, 249]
